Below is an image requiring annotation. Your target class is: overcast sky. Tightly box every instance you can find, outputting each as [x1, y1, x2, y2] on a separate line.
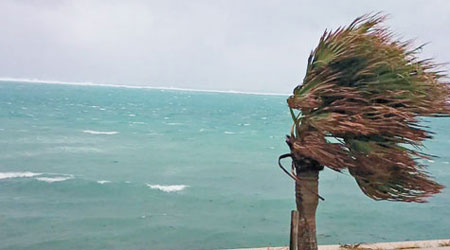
[0, 0, 449, 93]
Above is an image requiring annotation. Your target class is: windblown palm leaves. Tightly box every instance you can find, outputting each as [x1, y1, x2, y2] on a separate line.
[288, 14, 450, 202]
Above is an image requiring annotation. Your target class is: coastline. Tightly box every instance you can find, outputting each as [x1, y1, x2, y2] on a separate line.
[0, 78, 289, 96]
[226, 239, 450, 250]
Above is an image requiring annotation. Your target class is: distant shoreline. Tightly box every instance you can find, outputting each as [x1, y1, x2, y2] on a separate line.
[0, 78, 289, 97]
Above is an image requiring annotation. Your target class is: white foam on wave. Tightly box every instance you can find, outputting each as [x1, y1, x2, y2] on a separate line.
[224, 131, 235, 135]
[146, 184, 188, 193]
[36, 176, 73, 183]
[0, 78, 289, 96]
[83, 130, 118, 135]
[97, 180, 111, 184]
[0, 171, 42, 180]
[166, 122, 183, 126]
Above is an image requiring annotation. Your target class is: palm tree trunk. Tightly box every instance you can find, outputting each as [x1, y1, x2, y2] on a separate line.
[295, 169, 319, 250]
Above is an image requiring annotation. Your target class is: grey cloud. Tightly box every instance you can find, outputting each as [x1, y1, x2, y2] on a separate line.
[0, 0, 449, 93]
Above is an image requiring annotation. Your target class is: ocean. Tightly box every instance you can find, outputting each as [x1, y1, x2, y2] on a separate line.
[0, 81, 449, 250]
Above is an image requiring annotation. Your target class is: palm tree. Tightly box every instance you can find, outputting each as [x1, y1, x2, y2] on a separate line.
[279, 14, 450, 250]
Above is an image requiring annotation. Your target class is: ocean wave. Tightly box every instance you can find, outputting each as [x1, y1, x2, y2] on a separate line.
[166, 122, 183, 126]
[224, 131, 235, 135]
[0, 78, 288, 96]
[83, 130, 118, 135]
[97, 180, 111, 184]
[146, 184, 188, 192]
[0, 147, 103, 160]
[0, 171, 42, 180]
[35, 176, 73, 183]
[53, 146, 103, 153]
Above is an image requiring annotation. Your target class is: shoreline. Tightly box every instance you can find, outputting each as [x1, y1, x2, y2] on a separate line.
[0, 78, 289, 97]
[226, 239, 450, 250]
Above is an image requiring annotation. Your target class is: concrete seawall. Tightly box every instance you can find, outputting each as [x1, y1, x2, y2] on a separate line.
[225, 239, 450, 250]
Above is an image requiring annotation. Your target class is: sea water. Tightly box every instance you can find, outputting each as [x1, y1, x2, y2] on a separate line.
[0, 81, 449, 250]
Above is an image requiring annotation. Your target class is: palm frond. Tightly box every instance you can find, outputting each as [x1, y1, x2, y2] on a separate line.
[288, 13, 450, 202]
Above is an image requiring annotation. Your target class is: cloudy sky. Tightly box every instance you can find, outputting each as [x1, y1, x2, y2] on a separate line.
[0, 0, 448, 93]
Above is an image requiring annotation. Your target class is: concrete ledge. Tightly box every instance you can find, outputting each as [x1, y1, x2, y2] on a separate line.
[225, 239, 450, 250]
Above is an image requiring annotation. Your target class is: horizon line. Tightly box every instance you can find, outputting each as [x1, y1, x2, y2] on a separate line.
[0, 77, 290, 97]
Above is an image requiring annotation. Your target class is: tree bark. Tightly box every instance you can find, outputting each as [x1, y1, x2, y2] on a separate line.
[295, 170, 319, 250]
[289, 210, 299, 250]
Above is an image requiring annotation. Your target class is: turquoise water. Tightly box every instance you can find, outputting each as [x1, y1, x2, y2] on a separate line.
[0, 81, 449, 250]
